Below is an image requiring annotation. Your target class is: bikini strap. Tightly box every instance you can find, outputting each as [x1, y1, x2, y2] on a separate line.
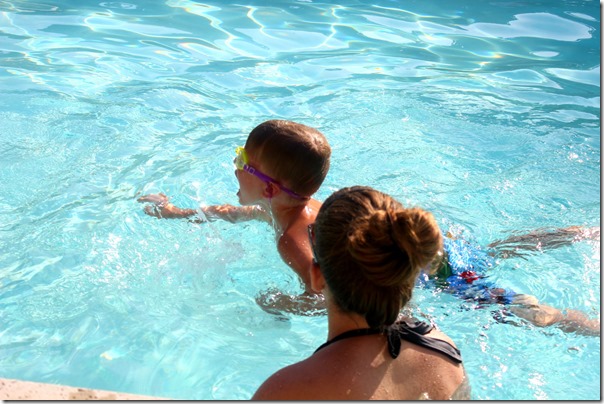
[314, 327, 381, 354]
[390, 320, 462, 363]
[314, 320, 462, 364]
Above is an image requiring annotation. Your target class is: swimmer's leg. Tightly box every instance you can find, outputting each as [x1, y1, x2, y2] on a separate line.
[509, 297, 600, 336]
[488, 226, 600, 258]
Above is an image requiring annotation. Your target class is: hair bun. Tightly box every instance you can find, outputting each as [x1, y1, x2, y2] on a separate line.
[346, 209, 411, 288]
[390, 208, 442, 271]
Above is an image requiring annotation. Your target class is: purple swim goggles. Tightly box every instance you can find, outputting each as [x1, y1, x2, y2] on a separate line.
[235, 146, 307, 200]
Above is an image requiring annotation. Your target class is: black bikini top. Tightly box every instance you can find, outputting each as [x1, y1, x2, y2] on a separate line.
[314, 319, 462, 364]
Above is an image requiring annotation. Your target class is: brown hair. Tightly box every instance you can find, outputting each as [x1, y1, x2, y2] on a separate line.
[245, 120, 331, 197]
[314, 186, 443, 329]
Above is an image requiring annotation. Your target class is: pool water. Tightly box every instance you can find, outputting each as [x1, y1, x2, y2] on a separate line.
[0, 0, 600, 400]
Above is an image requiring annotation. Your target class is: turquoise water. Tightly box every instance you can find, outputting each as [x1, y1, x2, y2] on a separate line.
[0, 0, 600, 400]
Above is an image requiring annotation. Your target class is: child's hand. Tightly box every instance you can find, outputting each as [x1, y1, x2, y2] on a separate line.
[137, 193, 169, 207]
[137, 193, 184, 218]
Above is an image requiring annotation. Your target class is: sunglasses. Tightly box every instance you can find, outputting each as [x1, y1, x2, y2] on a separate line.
[308, 223, 319, 265]
[235, 146, 307, 200]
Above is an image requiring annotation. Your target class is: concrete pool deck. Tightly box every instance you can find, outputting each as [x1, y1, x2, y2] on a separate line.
[0, 378, 167, 400]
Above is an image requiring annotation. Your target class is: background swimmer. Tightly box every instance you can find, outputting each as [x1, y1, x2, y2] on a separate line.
[422, 226, 600, 336]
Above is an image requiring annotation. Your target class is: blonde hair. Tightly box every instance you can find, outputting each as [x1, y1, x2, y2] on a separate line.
[314, 186, 443, 328]
[245, 120, 331, 197]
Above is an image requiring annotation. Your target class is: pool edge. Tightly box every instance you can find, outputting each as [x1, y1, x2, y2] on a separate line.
[0, 378, 169, 400]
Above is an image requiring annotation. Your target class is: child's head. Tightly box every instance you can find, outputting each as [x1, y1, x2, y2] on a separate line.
[244, 120, 331, 199]
[313, 186, 442, 328]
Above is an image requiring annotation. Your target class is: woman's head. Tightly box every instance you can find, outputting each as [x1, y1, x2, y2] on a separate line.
[245, 120, 331, 198]
[313, 186, 443, 329]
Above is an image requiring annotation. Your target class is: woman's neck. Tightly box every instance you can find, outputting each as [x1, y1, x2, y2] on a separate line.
[325, 302, 371, 340]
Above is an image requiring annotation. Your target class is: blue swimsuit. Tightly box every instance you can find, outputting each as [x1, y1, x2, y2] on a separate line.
[419, 238, 517, 305]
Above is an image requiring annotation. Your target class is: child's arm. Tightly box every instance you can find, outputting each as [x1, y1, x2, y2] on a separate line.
[137, 193, 270, 223]
[203, 204, 270, 223]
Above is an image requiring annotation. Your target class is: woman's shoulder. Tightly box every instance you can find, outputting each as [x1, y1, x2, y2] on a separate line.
[424, 324, 459, 350]
[251, 356, 328, 400]
[252, 343, 466, 401]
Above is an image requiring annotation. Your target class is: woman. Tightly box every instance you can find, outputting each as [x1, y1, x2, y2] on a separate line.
[252, 186, 469, 400]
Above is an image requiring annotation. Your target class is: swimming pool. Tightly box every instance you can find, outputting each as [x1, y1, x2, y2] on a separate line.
[0, 0, 599, 400]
